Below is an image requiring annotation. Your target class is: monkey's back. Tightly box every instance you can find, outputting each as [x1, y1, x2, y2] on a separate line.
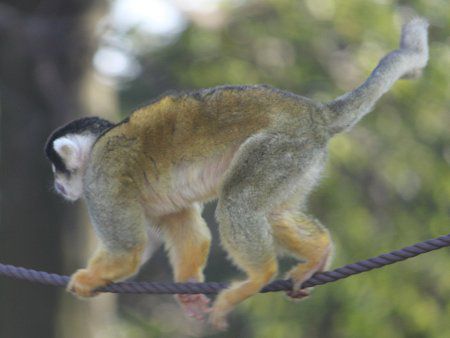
[123, 84, 316, 160]
[86, 85, 321, 211]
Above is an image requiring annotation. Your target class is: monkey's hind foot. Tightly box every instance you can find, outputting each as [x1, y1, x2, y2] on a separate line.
[209, 306, 229, 331]
[176, 293, 211, 321]
[285, 287, 313, 301]
[67, 268, 110, 298]
[285, 243, 332, 299]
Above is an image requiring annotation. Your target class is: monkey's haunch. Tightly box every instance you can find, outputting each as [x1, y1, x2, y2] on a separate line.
[1, 232, 449, 294]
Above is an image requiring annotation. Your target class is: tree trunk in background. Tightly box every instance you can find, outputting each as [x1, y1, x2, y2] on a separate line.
[0, 1, 105, 337]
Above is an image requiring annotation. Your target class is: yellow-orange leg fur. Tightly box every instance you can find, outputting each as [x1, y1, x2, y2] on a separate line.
[270, 210, 332, 298]
[160, 205, 212, 321]
[68, 244, 146, 297]
[210, 258, 278, 330]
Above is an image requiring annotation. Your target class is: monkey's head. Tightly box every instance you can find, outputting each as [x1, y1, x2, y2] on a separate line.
[45, 117, 114, 201]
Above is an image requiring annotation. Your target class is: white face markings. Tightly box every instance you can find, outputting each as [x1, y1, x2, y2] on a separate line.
[53, 134, 96, 172]
[52, 133, 96, 201]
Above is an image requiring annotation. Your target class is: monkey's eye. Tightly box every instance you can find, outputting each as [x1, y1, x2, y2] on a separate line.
[68, 168, 77, 176]
[53, 169, 72, 180]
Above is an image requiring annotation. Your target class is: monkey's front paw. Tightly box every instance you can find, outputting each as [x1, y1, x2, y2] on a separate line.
[176, 294, 211, 321]
[67, 269, 110, 298]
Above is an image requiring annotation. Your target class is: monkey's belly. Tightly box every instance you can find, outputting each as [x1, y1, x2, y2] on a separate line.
[142, 146, 238, 216]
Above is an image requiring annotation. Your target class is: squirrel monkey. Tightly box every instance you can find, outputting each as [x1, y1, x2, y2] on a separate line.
[45, 19, 428, 330]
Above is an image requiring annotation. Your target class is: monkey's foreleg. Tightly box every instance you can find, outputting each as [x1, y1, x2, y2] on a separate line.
[67, 243, 146, 297]
[68, 197, 148, 298]
[160, 204, 212, 321]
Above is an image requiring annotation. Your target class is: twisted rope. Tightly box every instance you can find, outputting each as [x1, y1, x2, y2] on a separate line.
[1, 233, 449, 294]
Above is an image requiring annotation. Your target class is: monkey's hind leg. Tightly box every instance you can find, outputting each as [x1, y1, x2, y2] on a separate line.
[211, 133, 315, 330]
[271, 209, 332, 299]
[68, 201, 148, 298]
[211, 207, 278, 330]
[160, 204, 212, 321]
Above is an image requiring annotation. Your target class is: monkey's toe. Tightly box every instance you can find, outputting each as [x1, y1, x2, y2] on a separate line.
[176, 294, 211, 321]
[285, 287, 313, 301]
[209, 309, 229, 331]
[67, 269, 109, 298]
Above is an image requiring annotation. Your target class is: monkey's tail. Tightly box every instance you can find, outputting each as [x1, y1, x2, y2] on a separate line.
[324, 18, 429, 135]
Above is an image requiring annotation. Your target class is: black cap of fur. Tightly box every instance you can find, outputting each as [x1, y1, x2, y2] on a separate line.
[45, 117, 114, 174]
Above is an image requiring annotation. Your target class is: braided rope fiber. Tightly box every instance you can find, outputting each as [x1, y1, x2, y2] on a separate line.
[0, 233, 449, 294]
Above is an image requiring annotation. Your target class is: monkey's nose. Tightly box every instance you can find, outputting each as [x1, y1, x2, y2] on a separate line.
[55, 182, 66, 195]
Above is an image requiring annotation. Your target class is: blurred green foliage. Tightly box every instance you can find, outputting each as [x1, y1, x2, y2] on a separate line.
[114, 0, 450, 337]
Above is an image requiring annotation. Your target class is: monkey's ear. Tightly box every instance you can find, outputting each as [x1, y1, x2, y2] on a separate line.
[53, 137, 83, 171]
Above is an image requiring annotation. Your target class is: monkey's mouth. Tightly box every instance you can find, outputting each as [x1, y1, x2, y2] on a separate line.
[55, 182, 66, 196]
[54, 183, 80, 202]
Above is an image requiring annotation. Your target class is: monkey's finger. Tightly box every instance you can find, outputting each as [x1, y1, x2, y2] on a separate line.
[189, 294, 211, 319]
[67, 283, 100, 298]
